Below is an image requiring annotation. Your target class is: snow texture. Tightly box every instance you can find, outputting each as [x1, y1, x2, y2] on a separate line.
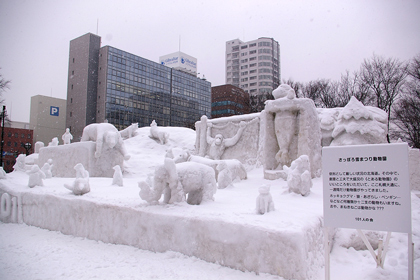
[149, 120, 169, 144]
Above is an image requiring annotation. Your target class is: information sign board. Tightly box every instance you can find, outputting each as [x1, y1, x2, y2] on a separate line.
[323, 143, 411, 233]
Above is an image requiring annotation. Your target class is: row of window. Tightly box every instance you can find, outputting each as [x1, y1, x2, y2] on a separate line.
[6, 132, 31, 139]
[212, 100, 244, 109]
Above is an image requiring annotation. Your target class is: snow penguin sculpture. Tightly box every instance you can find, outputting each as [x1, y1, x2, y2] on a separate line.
[64, 163, 90, 195]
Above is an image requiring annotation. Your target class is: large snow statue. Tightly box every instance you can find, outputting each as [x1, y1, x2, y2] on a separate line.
[283, 155, 312, 196]
[256, 185, 275, 214]
[64, 163, 90, 195]
[13, 154, 26, 172]
[48, 137, 59, 147]
[112, 165, 123, 187]
[27, 165, 45, 188]
[34, 141, 44, 153]
[263, 84, 322, 179]
[40, 159, 53, 179]
[81, 123, 130, 160]
[138, 158, 217, 205]
[62, 128, 73, 145]
[149, 120, 169, 145]
[330, 96, 388, 146]
[206, 121, 246, 160]
[119, 123, 138, 140]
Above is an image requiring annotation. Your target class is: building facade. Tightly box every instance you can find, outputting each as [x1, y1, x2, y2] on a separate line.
[1, 127, 33, 172]
[225, 37, 280, 96]
[67, 33, 211, 140]
[30, 95, 67, 146]
[211, 84, 250, 118]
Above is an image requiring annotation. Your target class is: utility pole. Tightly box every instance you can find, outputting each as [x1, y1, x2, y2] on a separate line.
[0, 106, 6, 167]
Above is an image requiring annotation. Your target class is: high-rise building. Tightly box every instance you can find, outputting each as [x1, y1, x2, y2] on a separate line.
[211, 84, 250, 119]
[225, 37, 280, 96]
[67, 33, 211, 140]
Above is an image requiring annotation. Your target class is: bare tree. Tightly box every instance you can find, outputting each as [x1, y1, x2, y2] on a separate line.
[282, 78, 303, 98]
[0, 69, 10, 104]
[392, 54, 420, 148]
[358, 54, 408, 142]
[249, 92, 274, 113]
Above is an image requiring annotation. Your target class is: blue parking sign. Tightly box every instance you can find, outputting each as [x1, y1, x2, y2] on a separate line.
[50, 106, 59, 116]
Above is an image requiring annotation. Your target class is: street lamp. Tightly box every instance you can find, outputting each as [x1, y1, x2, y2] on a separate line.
[22, 142, 32, 156]
[0, 106, 6, 168]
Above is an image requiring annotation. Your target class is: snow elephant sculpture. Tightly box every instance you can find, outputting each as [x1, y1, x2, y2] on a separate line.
[138, 158, 217, 205]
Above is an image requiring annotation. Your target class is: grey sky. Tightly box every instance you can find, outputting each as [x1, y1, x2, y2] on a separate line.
[0, 0, 419, 123]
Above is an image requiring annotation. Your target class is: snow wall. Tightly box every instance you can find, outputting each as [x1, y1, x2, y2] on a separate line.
[0, 184, 324, 280]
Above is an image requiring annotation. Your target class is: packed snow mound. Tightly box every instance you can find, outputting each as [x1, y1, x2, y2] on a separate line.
[123, 126, 196, 178]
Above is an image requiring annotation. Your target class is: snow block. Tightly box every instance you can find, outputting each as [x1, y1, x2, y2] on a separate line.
[38, 141, 124, 178]
[2, 184, 324, 280]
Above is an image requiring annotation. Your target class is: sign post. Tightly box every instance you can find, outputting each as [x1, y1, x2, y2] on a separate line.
[322, 143, 412, 279]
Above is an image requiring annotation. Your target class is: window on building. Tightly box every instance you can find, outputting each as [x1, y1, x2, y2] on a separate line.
[241, 45, 248, 49]
[14, 142, 17, 147]
[7, 132, 11, 137]
[70, 112, 72, 117]
[250, 82, 257, 86]
[72, 70, 74, 75]
[27, 134, 31, 139]
[250, 63, 257, 67]
[249, 43, 257, 47]
[71, 84, 73, 90]
[14, 133, 18, 138]
[249, 50, 257, 54]
[72, 58, 75, 63]
[249, 57, 257, 61]
[7, 141, 11, 147]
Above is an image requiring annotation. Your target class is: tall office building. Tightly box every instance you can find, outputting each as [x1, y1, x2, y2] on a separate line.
[67, 33, 211, 140]
[225, 37, 280, 96]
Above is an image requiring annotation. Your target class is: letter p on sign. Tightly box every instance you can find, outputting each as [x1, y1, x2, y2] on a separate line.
[50, 106, 59, 116]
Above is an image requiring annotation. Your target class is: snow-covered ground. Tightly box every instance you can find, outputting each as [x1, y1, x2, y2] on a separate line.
[0, 126, 419, 279]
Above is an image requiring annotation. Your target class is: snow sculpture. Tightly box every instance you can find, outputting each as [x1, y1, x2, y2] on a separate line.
[62, 128, 73, 145]
[256, 185, 275, 214]
[206, 121, 246, 160]
[166, 148, 247, 182]
[40, 159, 53, 179]
[263, 84, 322, 179]
[119, 123, 138, 139]
[34, 141, 44, 153]
[64, 163, 90, 195]
[48, 137, 59, 147]
[112, 165, 123, 187]
[217, 162, 233, 189]
[27, 165, 45, 188]
[13, 154, 26, 172]
[138, 158, 217, 205]
[317, 108, 341, 146]
[149, 120, 169, 144]
[283, 155, 312, 196]
[0, 167, 6, 179]
[81, 123, 130, 160]
[330, 96, 387, 146]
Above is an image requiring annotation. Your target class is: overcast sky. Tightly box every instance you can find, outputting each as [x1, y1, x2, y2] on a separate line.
[0, 0, 419, 123]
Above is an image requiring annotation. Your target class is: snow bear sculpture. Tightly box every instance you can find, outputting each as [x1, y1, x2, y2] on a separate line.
[149, 120, 169, 145]
[64, 163, 90, 195]
[41, 159, 53, 179]
[283, 155, 312, 196]
[138, 158, 217, 205]
[81, 123, 130, 160]
[217, 162, 233, 189]
[119, 123, 138, 140]
[256, 185, 275, 214]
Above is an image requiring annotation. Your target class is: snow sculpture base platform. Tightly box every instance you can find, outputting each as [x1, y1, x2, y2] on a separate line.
[38, 141, 124, 178]
[0, 169, 324, 280]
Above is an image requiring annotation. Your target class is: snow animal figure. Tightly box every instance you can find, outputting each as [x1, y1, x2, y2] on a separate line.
[27, 165, 46, 188]
[62, 128, 73, 145]
[112, 165, 123, 187]
[256, 185, 275, 215]
[166, 148, 247, 182]
[34, 141, 44, 153]
[283, 155, 312, 196]
[13, 154, 27, 172]
[216, 162, 233, 189]
[149, 120, 169, 145]
[81, 123, 130, 160]
[48, 137, 59, 147]
[119, 123, 138, 139]
[206, 121, 246, 160]
[64, 163, 90, 195]
[40, 158, 53, 178]
[0, 167, 6, 179]
[138, 158, 217, 205]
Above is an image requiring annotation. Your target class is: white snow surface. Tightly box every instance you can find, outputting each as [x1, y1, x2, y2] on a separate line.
[0, 126, 419, 279]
